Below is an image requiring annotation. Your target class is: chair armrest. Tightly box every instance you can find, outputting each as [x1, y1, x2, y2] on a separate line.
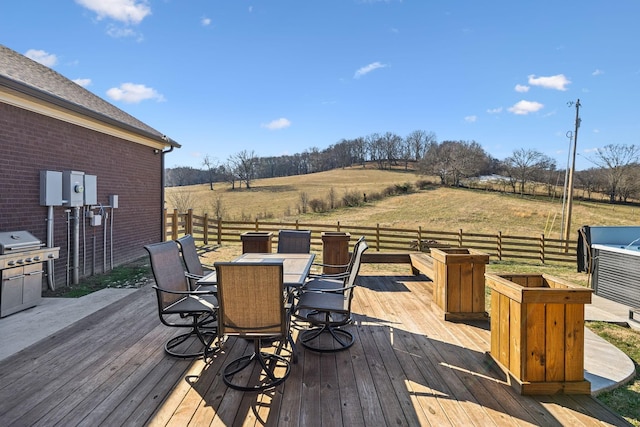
[152, 285, 216, 296]
[185, 272, 204, 280]
[308, 271, 349, 279]
[312, 261, 349, 268]
[301, 284, 355, 294]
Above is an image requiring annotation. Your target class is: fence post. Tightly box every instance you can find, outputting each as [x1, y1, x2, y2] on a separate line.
[203, 213, 209, 245]
[171, 209, 178, 240]
[497, 231, 502, 261]
[217, 218, 222, 245]
[540, 234, 545, 264]
[418, 226, 423, 251]
[376, 223, 380, 252]
[458, 229, 463, 247]
[337, 221, 341, 232]
[187, 209, 194, 235]
[295, 219, 299, 230]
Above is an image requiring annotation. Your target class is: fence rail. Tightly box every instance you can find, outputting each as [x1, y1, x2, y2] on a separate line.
[164, 209, 577, 265]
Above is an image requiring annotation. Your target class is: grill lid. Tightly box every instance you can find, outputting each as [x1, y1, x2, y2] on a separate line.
[0, 231, 42, 254]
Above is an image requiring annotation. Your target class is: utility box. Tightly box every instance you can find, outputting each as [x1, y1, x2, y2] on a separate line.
[40, 170, 63, 206]
[63, 170, 85, 207]
[84, 175, 97, 206]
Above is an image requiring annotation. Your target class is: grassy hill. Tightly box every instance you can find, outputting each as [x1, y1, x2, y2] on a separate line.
[166, 167, 639, 240]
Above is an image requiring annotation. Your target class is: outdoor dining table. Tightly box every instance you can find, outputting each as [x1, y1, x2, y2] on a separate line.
[196, 252, 316, 290]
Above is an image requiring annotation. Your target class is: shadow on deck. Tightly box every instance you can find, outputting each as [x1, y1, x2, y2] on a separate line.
[0, 274, 630, 426]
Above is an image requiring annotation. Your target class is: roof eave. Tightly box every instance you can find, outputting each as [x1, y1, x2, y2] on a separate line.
[0, 75, 181, 149]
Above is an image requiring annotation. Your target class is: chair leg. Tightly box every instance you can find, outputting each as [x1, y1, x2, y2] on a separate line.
[299, 312, 354, 353]
[222, 339, 291, 391]
[165, 313, 218, 358]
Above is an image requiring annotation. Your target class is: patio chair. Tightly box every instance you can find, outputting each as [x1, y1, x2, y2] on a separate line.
[215, 261, 292, 391]
[145, 241, 218, 358]
[294, 238, 368, 352]
[277, 229, 311, 253]
[176, 234, 216, 290]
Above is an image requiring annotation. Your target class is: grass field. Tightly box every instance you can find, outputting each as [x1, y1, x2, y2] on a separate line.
[166, 166, 639, 239]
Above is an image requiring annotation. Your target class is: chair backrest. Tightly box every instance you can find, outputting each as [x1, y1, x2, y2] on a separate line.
[145, 241, 190, 309]
[344, 236, 366, 273]
[277, 229, 311, 253]
[176, 234, 205, 277]
[344, 238, 368, 284]
[215, 261, 286, 337]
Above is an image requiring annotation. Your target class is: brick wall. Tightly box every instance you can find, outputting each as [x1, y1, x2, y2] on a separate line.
[0, 102, 165, 287]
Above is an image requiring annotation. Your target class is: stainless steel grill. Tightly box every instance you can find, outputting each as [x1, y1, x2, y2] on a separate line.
[0, 230, 59, 317]
[0, 230, 42, 254]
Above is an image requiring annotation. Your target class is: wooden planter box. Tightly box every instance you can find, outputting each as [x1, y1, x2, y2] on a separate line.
[431, 248, 489, 321]
[321, 232, 350, 274]
[240, 231, 273, 253]
[485, 273, 593, 395]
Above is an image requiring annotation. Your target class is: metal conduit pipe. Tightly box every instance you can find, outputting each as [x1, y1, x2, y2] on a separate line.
[46, 205, 56, 290]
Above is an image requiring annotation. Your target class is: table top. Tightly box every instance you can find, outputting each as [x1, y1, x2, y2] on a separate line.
[197, 252, 315, 288]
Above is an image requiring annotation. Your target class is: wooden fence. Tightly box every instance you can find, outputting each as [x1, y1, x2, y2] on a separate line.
[164, 209, 577, 265]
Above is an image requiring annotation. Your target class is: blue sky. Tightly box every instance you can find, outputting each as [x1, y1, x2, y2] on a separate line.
[2, 1, 639, 171]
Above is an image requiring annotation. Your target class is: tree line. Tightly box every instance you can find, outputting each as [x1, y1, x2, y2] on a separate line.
[165, 131, 640, 204]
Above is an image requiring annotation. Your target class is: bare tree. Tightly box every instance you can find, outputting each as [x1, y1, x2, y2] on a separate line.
[299, 191, 309, 214]
[366, 133, 384, 169]
[167, 189, 197, 213]
[351, 137, 367, 167]
[501, 148, 555, 195]
[406, 130, 436, 162]
[202, 155, 218, 190]
[228, 150, 258, 189]
[448, 140, 492, 186]
[418, 140, 453, 184]
[210, 194, 225, 219]
[587, 144, 640, 203]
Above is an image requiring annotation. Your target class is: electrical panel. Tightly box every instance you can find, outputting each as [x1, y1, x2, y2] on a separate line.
[62, 170, 85, 207]
[40, 170, 63, 206]
[109, 194, 119, 209]
[84, 175, 97, 206]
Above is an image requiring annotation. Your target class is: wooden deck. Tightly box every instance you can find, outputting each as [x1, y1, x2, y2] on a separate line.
[0, 273, 630, 426]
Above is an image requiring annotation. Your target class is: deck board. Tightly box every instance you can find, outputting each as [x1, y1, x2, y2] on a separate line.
[0, 274, 630, 427]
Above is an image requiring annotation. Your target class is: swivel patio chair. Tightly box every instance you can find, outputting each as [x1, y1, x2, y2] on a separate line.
[215, 261, 292, 391]
[145, 241, 218, 358]
[176, 234, 216, 290]
[277, 229, 312, 254]
[294, 238, 368, 352]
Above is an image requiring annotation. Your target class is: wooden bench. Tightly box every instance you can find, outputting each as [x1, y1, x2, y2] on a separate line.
[408, 252, 434, 279]
[360, 251, 435, 279]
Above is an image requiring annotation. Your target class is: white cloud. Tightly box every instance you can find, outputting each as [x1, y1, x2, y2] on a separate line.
[354, 62, 388, 79]
[508, 100, 544, 115]
[201, 17, 211, 26]
[73, 78, 92, 87]
[25, 49, 58, 67]
[106, 25, 141, 39]
[487, 107, 502, 114]
[75, 0, 151, 25]
[592, 69, 604, 76]
[515, 84, 529, 93]
[261, 118, 291, 130]
[527, 74, 571, 91]
[106, 83, 165, 103]
[464, 115, 477, 123]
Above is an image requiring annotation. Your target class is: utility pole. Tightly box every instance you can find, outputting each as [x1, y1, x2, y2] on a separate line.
[562, 99, 581, 251]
